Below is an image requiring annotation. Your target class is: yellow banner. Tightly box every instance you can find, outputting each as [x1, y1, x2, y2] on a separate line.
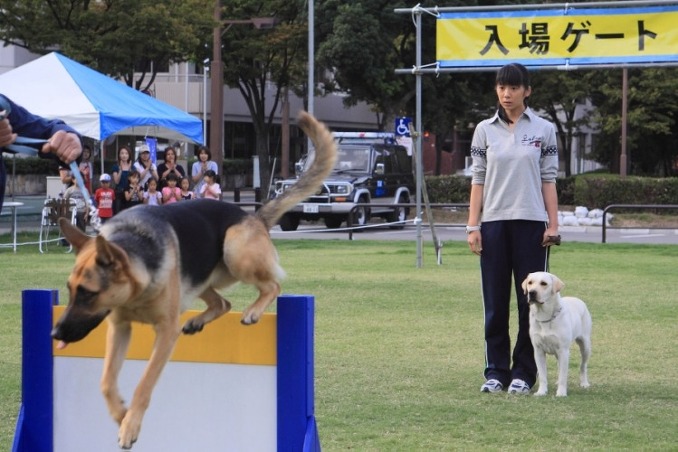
[437, 5, 678, 67]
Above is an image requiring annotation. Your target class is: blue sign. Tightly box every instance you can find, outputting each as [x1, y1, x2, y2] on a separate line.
[395, 117, 412, 137]
[145, 137, 158, 164]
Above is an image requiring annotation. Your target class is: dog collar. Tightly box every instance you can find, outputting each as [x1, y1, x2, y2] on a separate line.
[537, 306, 562, 323]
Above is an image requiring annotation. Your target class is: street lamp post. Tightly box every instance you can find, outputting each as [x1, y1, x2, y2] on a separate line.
[210, 0, 224, 171]
[209, 2, 277, 178]
[202, 58, 209, 144]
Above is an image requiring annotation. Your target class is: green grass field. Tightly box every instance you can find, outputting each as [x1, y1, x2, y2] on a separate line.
[1, 234, 677, 450]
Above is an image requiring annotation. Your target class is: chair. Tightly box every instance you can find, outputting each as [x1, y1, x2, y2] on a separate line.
[39, 197, 77, 253]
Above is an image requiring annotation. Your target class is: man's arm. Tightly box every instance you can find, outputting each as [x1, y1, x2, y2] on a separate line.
[1, 94, 81, 164]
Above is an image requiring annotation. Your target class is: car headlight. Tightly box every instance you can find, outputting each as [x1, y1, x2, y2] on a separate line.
[331, 184, 352, 194]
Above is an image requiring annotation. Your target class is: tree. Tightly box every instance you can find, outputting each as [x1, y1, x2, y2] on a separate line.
[529, 70, 597, 177]
[588, 68, 678, 176]
[0, 0, 213, 91]
[317, 1, 419, 129]
[205, 0, 307, 188]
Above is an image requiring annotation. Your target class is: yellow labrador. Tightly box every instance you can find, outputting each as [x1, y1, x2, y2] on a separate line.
[522, 272, 592, 397]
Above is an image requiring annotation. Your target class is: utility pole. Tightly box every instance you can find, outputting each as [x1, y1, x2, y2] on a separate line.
[210, 0, 224, 173]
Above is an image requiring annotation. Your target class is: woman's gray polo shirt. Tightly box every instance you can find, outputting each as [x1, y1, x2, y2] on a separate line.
[470, 107, 558, 223]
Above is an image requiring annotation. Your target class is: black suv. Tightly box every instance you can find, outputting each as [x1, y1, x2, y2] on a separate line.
[272, 132, 414, 231]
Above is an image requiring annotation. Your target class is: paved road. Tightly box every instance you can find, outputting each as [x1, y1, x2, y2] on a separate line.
[270, 221, 678, 245]
[3, 194, 677, 245]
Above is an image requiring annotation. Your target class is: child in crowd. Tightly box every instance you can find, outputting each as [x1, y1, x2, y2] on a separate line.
[123, 170, 144, 210]
[63, 169, 88, 232]
[161, 173, 181, 204]
[79, 144, 94, 193]
[199, 169, 221, 200]
[94, 173, 115, 224]
[143, 178, 163, 206]
[179, 177, 194, 200]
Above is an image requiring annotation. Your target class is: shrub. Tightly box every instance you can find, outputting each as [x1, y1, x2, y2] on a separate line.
[557, 176, 576, 206]
[422, 174, 678, 208]
[425, 175, 471, 203]
[574, 175, 678, 208]
[2, 156, 57, 175]
[424, 175, 577, 205]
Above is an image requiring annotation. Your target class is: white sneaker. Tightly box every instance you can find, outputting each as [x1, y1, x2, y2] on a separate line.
[508, 379, 531, 395]
[480, 379, 504, 393]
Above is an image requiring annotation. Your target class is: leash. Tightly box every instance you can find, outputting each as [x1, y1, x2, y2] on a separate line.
[1, 98, 92, 205]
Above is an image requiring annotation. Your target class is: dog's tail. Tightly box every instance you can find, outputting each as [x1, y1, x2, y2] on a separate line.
[256, 111, 337, 229]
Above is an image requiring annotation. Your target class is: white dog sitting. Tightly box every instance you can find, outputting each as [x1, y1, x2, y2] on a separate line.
[522, 272, 592, 397]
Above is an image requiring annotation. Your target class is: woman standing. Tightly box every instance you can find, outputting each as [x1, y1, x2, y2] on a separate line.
[133, 145, 159, 189]
[111, 146, 133, 214]
[78, 144, 94, 193]
[157, 146, 186, 190]
[466, 63, 560, 395]
[191, 145, 218, 197]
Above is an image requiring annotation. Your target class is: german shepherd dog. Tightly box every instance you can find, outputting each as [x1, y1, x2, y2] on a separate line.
[52, 112, 337, 449]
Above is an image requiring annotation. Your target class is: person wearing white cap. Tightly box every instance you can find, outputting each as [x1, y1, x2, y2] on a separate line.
[133, 144, 158, 189]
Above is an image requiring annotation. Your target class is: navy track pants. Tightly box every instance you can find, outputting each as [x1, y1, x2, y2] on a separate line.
[479, 220, 549, 388]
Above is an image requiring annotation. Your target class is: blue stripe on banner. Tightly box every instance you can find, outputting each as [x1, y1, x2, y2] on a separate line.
[277, 294, 318, 452]
[439, 5, 678, 20]
[438, 54, 678, 68]
[13, 290, 57, 452]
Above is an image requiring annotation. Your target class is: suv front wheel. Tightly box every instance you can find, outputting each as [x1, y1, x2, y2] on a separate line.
[388, 194, 410, 229]
[279, 213, 300, 231]
[351, 196, 370, 229]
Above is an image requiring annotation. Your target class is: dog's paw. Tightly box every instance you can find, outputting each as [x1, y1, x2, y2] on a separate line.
[118, 412, 141, 449]
[182, 319, 204, 335]
[556, 390, 568, 397]
[534, 390, 548, 397]
[240, 312, 260, 325]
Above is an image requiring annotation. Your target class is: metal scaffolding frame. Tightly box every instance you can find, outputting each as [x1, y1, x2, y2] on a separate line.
[394, 0, 678, 267]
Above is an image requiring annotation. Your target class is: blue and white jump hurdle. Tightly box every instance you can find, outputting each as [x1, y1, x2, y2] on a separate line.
[13, 289, 320, 452]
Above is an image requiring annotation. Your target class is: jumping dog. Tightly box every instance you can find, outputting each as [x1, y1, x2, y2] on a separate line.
[52, 111, 337, 449]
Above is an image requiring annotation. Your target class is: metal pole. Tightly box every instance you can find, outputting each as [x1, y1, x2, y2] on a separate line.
[308, 0, 314, 117]
[307, 0, 314, 152]
[210, 0, 224, 172]
[395, 0, 676, 14]
[281, 87, 290, 178]
[415, 10, 423, 268]
[203, 61, 208, 145]
[184, 62, 189, 112]
[620, 67, 628, 177]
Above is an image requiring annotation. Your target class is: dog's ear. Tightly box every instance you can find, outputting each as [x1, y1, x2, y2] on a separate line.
[94, 235, 130, 271]
[59, 217, 91, 253]
[551, 275, 565, 294]
[521, 275, 530, 294]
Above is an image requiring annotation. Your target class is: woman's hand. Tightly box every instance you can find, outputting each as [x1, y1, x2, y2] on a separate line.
[467, 230, 482, 256]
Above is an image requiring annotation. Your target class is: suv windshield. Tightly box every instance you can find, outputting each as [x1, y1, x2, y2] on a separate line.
[333, 146, 371, 173]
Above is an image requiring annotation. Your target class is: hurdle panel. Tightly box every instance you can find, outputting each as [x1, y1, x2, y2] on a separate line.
[13, 290, 320, 452]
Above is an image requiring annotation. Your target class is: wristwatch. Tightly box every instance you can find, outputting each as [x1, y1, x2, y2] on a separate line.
[465, 225, 481, 234]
